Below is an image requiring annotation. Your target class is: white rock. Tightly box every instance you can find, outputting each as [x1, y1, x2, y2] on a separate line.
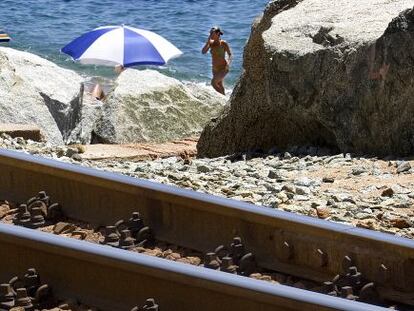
[66, 96, 102, 144]
[294, 177, 313, 187]
[0, 47, 84, 144]
[94, 69, 226, 143]
[263, 0, 412, 56]
[295, 186, 311, 196]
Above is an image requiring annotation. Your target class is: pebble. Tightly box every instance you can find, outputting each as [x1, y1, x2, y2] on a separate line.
[362, 208, 373, 214]
[393, 200, 411, 209]
[295, 186, 311, 196]
[355, 213, 373, 220]
[391, 218, 411, 229]
[146, 248, 163, 257]
[53, 222, 76, 234]
[268, 170, 279, 179]
[0, 203, 10, 219]
[197, 165, 211, 173]
[356, 219, 378, 230]
[381, 187, 394, 197]
[325, 154, 343, 164]
[315, 207, 330, 219]
[293, 195, 310, 201]
[282, 184, 295, 194]
[71, 153, 82, 161]
[397, 161, 411, 174]
[1, 133, 413, 239]
[332, 193, 355, 204]
[351, 167, 367, 176]
[166, 252, 182, 260]
[294, 177, 312, 187]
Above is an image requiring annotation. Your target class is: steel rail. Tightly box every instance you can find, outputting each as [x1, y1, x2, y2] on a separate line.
[0, 223, 387, 311]
[0, 148, 413, 305]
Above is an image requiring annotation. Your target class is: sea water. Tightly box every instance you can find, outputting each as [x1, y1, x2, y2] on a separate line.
[0, 0, 268, 88]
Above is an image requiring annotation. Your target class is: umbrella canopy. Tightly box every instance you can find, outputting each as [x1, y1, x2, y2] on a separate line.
[61, 25, 182, 67]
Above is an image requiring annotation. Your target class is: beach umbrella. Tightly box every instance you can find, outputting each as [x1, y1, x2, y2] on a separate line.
[61, 25, 182, 67]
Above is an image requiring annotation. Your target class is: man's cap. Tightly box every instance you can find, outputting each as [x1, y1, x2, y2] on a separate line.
[210, 26, 223, 35]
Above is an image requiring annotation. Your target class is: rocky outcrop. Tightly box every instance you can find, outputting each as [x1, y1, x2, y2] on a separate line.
[0, 48, 226, 146]
[93, 69, 226, 144]
[66, 96, 102, 144]
[0, 47, 84, 144]
[197, 0, 414, 157]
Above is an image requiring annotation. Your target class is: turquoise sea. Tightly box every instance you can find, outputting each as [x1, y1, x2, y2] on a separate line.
[0, 0, 268, 87]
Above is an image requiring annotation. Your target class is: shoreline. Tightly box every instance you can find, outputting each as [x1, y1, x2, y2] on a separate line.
[5, 44, 238, 92]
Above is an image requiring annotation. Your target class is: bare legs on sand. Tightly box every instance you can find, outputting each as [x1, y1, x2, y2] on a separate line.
[90, 66, 124, 101]
[92, 84, 105, 100]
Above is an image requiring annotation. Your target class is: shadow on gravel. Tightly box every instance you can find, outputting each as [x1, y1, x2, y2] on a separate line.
[223, 145, 414, 163]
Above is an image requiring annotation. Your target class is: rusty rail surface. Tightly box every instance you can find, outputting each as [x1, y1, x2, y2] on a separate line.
[0, 224, 386, 311]
[0, 148, 413, 306]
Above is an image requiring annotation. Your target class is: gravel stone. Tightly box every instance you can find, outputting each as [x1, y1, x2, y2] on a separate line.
[397, 161, 411, 174]
[197, 165, 211, 173]
[295, 186, 311, 196]
[351, 167, 367, 176]
[1, 133, 413, 239]
[381, 187, 394, 197]
[322, 177, 335, 183]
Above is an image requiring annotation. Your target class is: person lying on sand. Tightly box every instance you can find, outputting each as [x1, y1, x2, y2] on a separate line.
[91, 83, 105, 100]
[202, 26, 232, 95]
[91, 65, 124, 101]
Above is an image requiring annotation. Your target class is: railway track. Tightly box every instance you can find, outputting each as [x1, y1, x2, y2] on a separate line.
[0, 148, 413, 310]
[0, 224, 383, 311]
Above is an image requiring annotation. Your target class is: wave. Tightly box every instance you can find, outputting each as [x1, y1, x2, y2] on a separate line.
[183, 81, 232, 99]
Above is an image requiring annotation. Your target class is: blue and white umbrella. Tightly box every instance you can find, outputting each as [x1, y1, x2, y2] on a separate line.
[61, 25, 182, 67]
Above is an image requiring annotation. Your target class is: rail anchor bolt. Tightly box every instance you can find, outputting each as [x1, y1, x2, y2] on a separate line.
[281, 241, 294, 261]
[316, 249, 328, 267]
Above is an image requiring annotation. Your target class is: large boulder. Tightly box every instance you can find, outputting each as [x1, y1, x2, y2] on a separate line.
[66, 96, 102, 144]
[0, 47, 84, 144]
[93, 69, 226, 143]
[197, 0, 414, 157]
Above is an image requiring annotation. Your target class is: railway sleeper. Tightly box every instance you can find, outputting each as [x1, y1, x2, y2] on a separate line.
[0, 268, 159, 311]
[0, 192, 411, 310]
